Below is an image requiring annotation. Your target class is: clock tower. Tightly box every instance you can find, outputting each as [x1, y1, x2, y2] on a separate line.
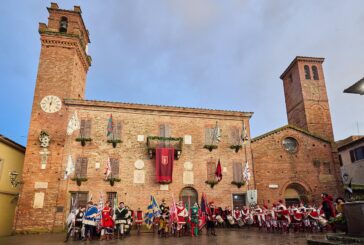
[15, 3, 91, 232]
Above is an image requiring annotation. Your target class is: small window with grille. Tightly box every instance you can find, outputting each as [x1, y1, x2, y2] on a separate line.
[70, 191, 88, 211]
[232, 161, 243, 183]
[107, 192, 117, 209]
[304, 65, 311, 80]
[110, 158, 120, 177]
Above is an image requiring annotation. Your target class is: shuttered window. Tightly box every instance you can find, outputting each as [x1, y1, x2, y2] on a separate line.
[75, 157, 88, 178]
[110, 158, 119, 177]
[207, 160, 216, 182]
[80, 119, 91, 138]
[70, 192, 88, 211]
[112, 121, 122, 140]
[230, 127, 240, 145]
[159, 124, 170, 137]
[205, 128, 214, 145]
[233, 161, 243, 182]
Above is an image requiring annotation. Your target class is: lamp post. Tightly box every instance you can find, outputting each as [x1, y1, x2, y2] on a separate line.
[344, 77, 364, 95]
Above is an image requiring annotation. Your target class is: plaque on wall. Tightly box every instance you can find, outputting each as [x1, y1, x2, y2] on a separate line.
[183, 171, 194, 185]
[133, 170, 145, 184]
[160, 184, 169, 191]
[184, 135, 192, 145]
[183, 161, 193, 171]
[134, 160, 145, 170]
[34, 182, 48, 189]
[137, 135, 145, 142]
[33, 192, 45, 209]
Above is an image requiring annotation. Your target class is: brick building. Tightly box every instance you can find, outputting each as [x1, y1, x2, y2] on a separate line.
[14, 4, 341, 233]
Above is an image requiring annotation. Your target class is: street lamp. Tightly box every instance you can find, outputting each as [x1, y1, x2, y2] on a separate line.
[344, 77, 364, 95]
[9, 171, 22, 187]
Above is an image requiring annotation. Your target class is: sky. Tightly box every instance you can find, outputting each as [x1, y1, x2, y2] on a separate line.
[0, 0, 363, 146]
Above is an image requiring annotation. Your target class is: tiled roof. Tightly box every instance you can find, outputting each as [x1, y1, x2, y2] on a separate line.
[251, 124, 331, 143]
[64, 99, 253, 118]
[0, 135, 26, 153]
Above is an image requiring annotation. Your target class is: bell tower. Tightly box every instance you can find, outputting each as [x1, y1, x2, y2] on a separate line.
[15, 3, 91, 232]
[280, 56, 334, 141]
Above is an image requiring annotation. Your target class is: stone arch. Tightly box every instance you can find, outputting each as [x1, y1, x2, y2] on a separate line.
[179, 187, 198, 206]
[280, 180, 312, 205]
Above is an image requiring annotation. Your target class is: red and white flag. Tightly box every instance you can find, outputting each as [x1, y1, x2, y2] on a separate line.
[215, 159, 222, 182]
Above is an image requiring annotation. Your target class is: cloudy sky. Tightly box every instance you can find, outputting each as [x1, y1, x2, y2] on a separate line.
[1, 0, 363, 146]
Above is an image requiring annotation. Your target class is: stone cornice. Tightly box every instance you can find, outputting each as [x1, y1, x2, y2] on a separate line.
[64, 99, 253, 119]
[39, 30, 91, 72]
[280, 56, 325, 80]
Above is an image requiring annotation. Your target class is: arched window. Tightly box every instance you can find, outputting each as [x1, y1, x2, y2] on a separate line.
[180, 187, 198, 206]
[59, 16, 68, 33]
[312, 65, 319, 80]
[304, 65, 311, 80]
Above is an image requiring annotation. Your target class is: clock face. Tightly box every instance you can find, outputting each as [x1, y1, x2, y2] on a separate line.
[40, 95, 62, 113]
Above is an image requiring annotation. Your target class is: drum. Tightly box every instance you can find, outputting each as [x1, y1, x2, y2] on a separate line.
[83, 219, 96, 226]
[293, 213, 303, 221]
[227, 215, 235, 225]
[318, 216, 327, 227]
[216, 215, 224, 224]
[245, 217, 254, 225]
[237, 219, 244, 227]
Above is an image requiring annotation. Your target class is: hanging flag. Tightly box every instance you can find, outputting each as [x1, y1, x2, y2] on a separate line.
[243, 161, 251, 182]
[156, 147, 174, 183]
[104, 157, 112, 180]
[67, 111, 80, 136]
[212, 121, 221, 144]
[107, 114, 114, 137]
[215, 159, 222, 182]
[199, 193, 208, 230]
[144, 196, 161, 229]
[64, 155, 75, 179]
[241, 121, 249, 144]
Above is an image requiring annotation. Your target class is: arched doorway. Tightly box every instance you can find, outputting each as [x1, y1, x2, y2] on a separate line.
[284, 183, 308, 206]
[180, 187, 198, 207]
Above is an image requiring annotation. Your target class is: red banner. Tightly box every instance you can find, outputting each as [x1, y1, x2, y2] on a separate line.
[156, 147, 174, 184]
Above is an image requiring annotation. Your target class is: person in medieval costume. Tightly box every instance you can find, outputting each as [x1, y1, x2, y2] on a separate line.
[114, 202, 128, 239]
[225, 206, 234, 227]
[321, 193, 336, 220]
[160, 199, 167, 213]
[100, 201, 114, 240]
[64, 206, 84, 242]
[233, 206, 242, 227]
[190, 203, 199, 237]
[135, 208, 143, 235]
[206, 202, 217, 236]
[176, 201, 188, 236]
[83, 201, 98, 241]
[124, 206, 133, 236]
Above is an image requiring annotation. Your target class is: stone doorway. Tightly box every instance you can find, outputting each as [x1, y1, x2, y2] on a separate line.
[180, 187, 198, 207]
[284, 183, 308, 206]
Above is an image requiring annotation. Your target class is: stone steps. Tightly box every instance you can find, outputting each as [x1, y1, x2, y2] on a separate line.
[307, 233, 364, 245]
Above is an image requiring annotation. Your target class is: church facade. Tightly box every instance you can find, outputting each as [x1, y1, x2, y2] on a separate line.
[14, 3, 341, 233]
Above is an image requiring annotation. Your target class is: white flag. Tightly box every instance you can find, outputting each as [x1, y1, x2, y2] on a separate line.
[67, 111, 80, 135]
[64, 155, 75, 179]
[241, 121, 249, 144]
[104, 157, 112, 180]
[243, 161, 251, 182]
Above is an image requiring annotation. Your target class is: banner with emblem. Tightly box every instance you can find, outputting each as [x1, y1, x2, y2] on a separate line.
[155, 147, 174, 184]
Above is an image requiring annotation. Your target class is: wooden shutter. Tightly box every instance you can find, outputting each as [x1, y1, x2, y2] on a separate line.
[80, 157, 88, 178]
[84, 120, 91, 138]
[230, 127, 240, 145]
[75, 158, 82, 177]
[205, 128, 214, 145]
[350, 150, 355, 163]
[113, 121, 122, 140]
[110, 158, 119, 177]
[207, 161, 216, 181]
[233, 161, 243, 182]
[80, 120, 86, 137]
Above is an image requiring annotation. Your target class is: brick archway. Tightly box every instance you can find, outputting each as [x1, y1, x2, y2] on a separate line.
[280, 180, 312, 205]
[179, 187, 198, 207]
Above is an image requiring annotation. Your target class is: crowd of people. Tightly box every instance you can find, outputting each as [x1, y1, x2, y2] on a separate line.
[64, 192, 345, 242]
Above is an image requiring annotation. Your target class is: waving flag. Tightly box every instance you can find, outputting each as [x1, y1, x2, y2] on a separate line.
[243, 161, 251, 182]
[64, 155, 75, 179]
[144, 196, 161, 229]
[215, 159, 222, 182]
[67, 111, 80, 136]
[107, 114, 114, 137]
[241, 121, 249, 144]
[104, 157, 112, 180]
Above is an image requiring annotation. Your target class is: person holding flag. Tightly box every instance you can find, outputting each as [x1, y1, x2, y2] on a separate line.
[176, 200, 188, 236]
[190, 203, 199, 237]
[114, 202, 128, 239]
[144, 196, 161, 230]
[82, 201, 98, 241]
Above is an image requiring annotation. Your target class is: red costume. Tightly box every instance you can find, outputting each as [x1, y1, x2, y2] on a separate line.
[135, 210, 143, 225]
[101, 206, 114, 228]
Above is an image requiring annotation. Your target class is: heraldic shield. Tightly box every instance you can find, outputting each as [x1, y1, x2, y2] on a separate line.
[156, 147, 174, 184]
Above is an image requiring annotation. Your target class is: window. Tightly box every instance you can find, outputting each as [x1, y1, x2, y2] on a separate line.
[304, 65, 311, 80]
[70, 192, 88, 211]
[350, 146, 364, 163]
[80, 119, 91, 138]
[232, 161, 243, 182]
[206, 160, 216, 182]
[59, 16, 68, 33]
[75, 157, 88, 178]
[110, 158, 119, 177]
[282, 137, 298, 153]
[230, 127, 240, 145]
[232, 194, 246, 209]
[338, 154, 343, 166]
[312, 65, 319, 80]
[205, 127, 221, 145]
[107, 192, 117, 209]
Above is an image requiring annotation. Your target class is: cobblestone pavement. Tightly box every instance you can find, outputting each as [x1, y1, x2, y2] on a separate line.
[0, 228, 326, 245]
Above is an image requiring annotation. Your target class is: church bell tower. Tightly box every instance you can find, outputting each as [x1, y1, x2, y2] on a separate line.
[280, 56, 334, 141]
[15, 3, 91, 232]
